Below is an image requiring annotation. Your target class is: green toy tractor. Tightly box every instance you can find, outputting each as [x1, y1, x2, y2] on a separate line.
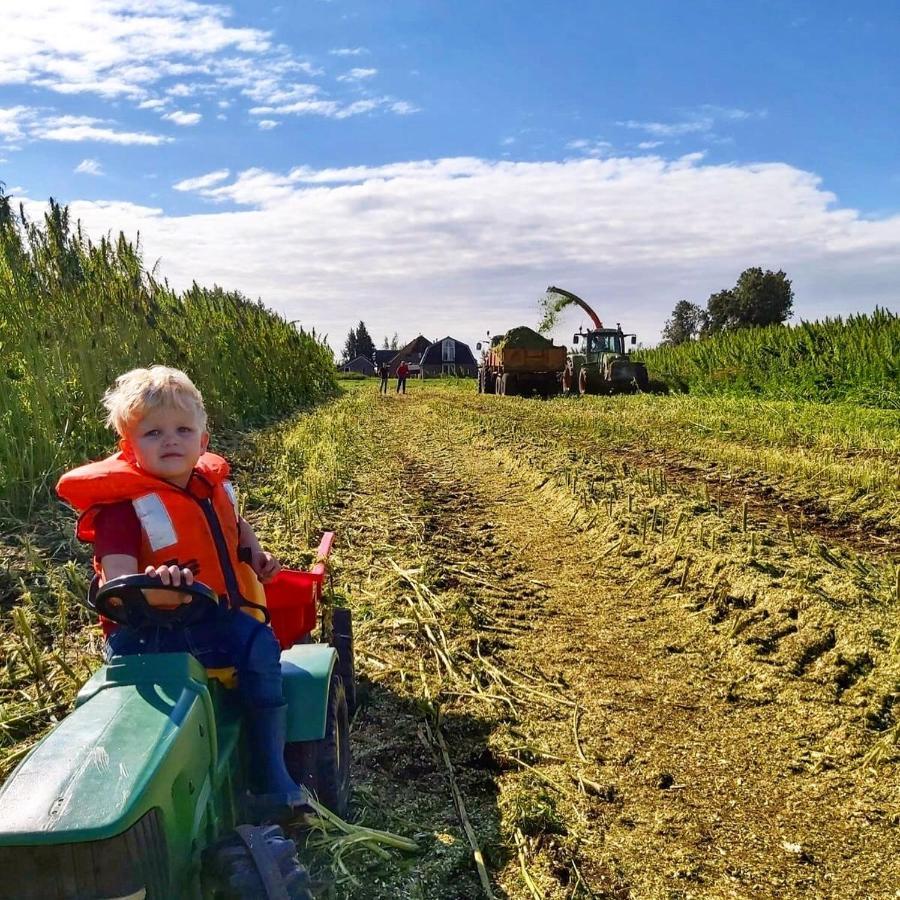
[548, 286, 651, 395]
[0, 532, 353, 899]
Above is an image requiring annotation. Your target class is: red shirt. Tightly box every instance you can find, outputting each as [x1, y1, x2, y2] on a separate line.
[94, 501, 142, 559]
[397, 362, 409, 377]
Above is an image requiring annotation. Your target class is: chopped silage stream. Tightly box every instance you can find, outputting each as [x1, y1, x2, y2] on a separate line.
[256, 383, 898, 899]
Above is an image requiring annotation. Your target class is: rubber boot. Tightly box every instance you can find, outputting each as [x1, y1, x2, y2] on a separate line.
[245, 703, 311, 820]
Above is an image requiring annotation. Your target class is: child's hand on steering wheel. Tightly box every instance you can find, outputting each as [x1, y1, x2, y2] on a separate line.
[144, 564, 195, 606]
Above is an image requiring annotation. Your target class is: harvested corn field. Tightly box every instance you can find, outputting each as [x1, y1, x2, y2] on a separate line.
[2, 380, 897, 898]
[243, 381, 898, 898]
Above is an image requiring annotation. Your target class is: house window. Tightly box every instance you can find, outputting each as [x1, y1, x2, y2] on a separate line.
[442, 339, 455, 362]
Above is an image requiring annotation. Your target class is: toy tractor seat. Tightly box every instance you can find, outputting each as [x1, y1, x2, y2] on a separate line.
[205, 567, 323, 690]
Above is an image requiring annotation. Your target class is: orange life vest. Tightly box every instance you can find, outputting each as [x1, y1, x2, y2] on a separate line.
[56, 451, 268, 621]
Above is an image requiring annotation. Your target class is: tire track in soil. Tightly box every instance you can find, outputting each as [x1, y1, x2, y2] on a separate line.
[326, 390, 898, 900]
[324, 399, 559, 898]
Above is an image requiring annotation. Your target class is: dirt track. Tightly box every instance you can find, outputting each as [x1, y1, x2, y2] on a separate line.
[303, 386, 898, 899]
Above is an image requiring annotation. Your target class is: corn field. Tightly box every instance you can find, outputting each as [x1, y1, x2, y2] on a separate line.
[0, 196, 337, 514]
[639, 308, 900, 408]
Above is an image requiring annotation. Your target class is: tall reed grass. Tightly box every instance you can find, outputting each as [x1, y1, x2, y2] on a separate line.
[0, 194, 337, 513]
[639, 310, 899, 408]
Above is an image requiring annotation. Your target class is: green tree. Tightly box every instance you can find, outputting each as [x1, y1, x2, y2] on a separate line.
[662, 300, 707, 345]
[342, 326, 358, 363]
[705, 268, 793, 333]
[355, 320, 376, 361]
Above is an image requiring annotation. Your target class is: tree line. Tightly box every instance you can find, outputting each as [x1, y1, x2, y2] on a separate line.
[342, 321, 401, 362]
[662, 267, 793, 345]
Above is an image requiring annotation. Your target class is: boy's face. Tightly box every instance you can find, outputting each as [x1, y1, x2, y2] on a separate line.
[122, 404, 209, 487]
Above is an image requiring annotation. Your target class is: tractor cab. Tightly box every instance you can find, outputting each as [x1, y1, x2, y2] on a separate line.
[573, 326, 636, 358]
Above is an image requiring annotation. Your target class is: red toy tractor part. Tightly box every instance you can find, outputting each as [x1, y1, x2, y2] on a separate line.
[265, 531, 335, 650]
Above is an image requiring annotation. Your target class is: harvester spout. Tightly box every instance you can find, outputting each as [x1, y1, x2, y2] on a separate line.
[546, 285, 604, 330]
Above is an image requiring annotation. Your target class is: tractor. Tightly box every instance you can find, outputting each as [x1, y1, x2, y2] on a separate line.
[0, 532, 353, 900]
[547, 286, 650, 395]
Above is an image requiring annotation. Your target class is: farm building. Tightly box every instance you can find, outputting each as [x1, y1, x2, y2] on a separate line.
[389, 335, 431, 376]
[420, 337, 478, 378]
[373, 349, 396, 370]
[340, 356, 376, 375]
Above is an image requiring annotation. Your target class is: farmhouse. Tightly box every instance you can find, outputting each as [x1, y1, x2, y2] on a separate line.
[389, 335, 431, 376]
[420, 337, 478, 378]
[340, 356, 376, 375]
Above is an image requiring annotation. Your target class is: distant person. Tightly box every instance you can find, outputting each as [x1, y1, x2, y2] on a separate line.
[378, 362, 389, 394]
[396, 360, 409, 394]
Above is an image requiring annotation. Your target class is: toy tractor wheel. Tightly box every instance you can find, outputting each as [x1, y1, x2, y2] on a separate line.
[330, 607, 357, 715]
[284, 671, 351, 817]
[207, 825, 312, 899]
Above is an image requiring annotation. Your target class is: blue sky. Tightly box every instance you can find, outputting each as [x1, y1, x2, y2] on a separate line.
[2, 0, 898, 352]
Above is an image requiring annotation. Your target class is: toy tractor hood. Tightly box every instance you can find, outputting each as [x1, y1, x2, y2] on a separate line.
[0, 654, 215, 844]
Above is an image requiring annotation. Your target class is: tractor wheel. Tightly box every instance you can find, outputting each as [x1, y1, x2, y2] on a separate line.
[207, 825, 312, 899]
[578, 367, 589, 396]
[330, 607, 357, 715]
[561, 365, 573, 395]
[495, 373, 505, 395]
[477, 369, 484, 393]
[284, 672, 351, 817]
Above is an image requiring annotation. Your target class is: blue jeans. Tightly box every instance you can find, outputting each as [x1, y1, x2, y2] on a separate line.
[106, 607, 285, 707]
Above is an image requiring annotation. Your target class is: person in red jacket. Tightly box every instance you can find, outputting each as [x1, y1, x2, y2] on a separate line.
[56, 365, 306, 816]
[396, 359, 410, 393]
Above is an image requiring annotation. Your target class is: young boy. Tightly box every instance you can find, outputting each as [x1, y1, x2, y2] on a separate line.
[56, 365, 306, 816]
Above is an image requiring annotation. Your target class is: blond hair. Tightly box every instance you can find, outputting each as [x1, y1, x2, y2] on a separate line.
[102, 366, 207, 436]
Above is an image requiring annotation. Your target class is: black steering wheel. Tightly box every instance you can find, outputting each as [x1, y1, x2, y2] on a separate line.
[93, 574, 220, 629]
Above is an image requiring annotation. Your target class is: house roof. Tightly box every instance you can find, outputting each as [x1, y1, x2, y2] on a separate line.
[421, 337, 477, 366]
[394, 335, 431, 358]
[373, 349, 396, 366]
[341, 355, 376, 371]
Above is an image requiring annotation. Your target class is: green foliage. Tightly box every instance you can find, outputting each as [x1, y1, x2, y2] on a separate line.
[342, 320, 376, 363]
[662, 300, 707, 345]
[706, 268, 794, 334]
[0, 197, 338, 513]
[642, 309, 900, 407]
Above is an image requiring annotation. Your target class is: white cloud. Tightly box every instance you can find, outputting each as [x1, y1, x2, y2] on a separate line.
[619, 106, 766, 140]
[163, 110, 202, 126]
[258, 119, 280, 130]
[567, 138, 613, 158]
[2, 5, 414, 131]
[389, 100, 419, 115]
[0, 105, 40, 144]
[336, 67, 377, 82]
[329, 47, 368, 56]
[249, 96, 402, 118]
[2, 109, 171, 146]
[0, 1, 271, 99]
[74, 158, 103, 175]
[173, 169, 231, 191]
[637, 140, 664, 150]
[46, 154, 900, 353]
[619, 117, 713, 138]
[37, 123, 171, 145]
